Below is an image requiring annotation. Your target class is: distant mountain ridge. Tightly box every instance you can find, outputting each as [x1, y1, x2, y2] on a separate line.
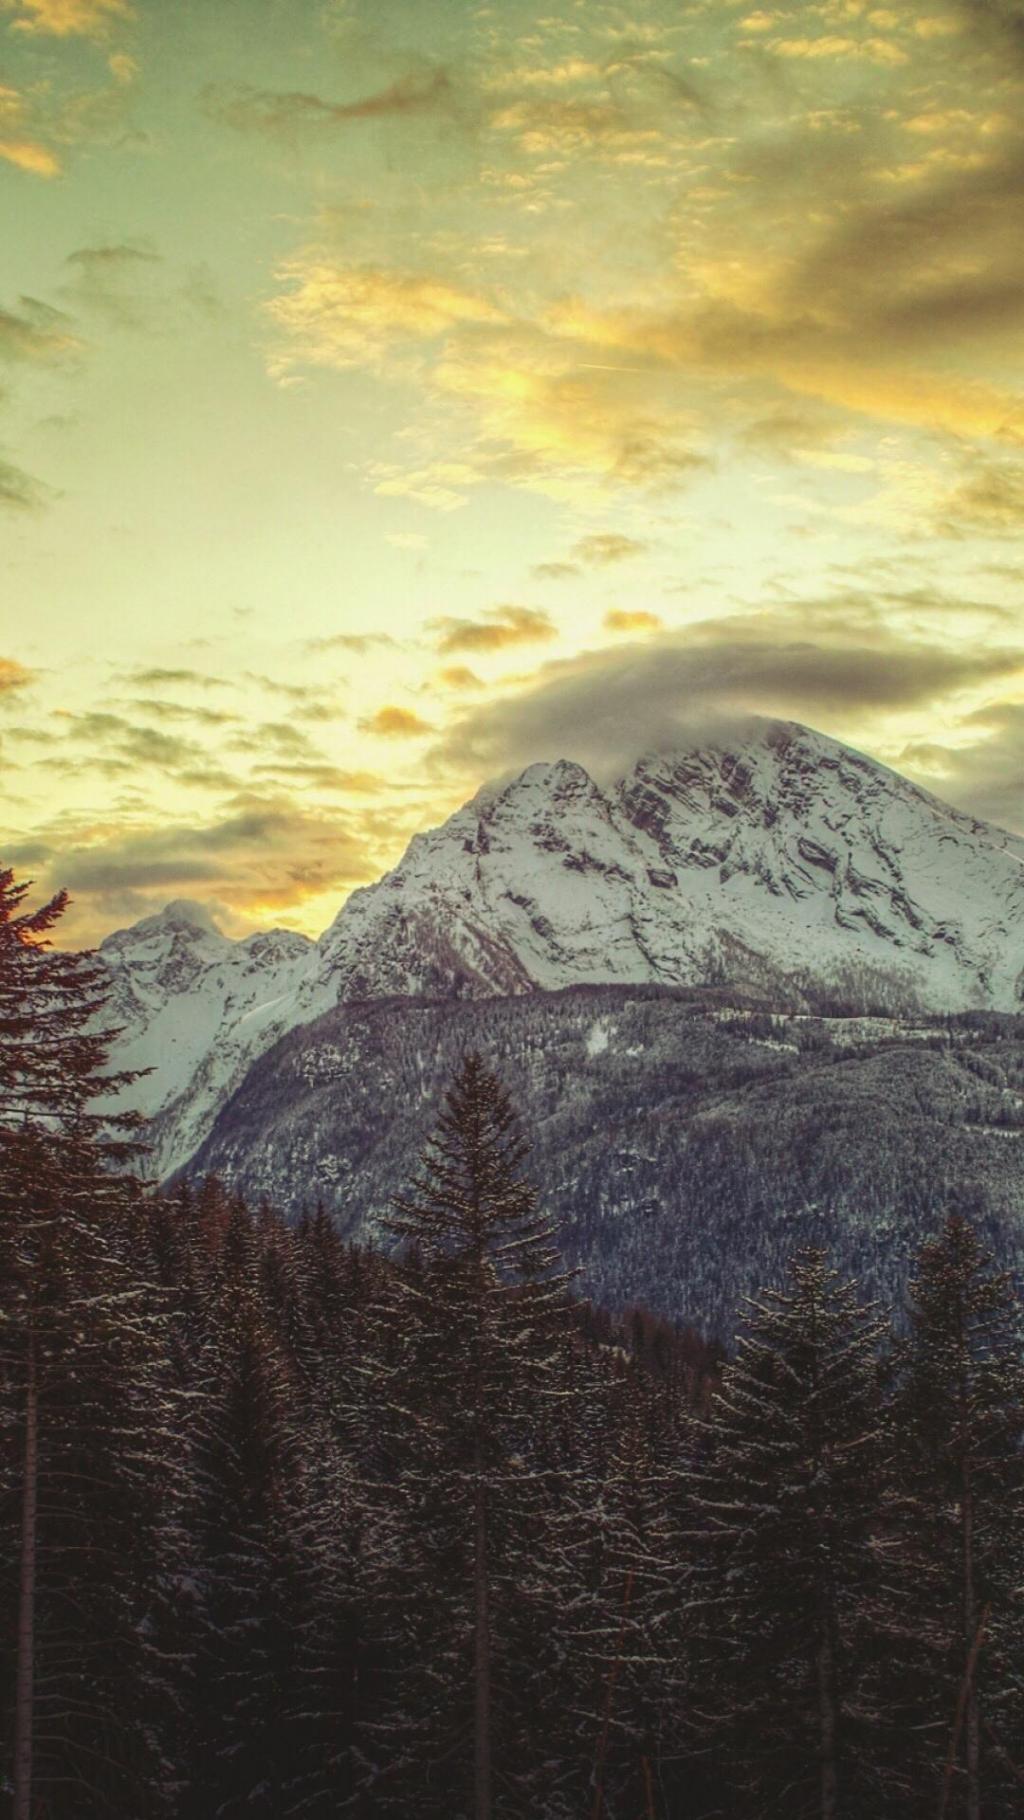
[98, 719, 1024, 1177]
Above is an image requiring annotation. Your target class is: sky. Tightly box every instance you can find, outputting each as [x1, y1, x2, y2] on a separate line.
[2, 0, 1023, 945]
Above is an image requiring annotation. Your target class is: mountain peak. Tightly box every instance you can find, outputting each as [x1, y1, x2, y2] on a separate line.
[101, 896, 228, 952]
[97, 723, 1024, 1177]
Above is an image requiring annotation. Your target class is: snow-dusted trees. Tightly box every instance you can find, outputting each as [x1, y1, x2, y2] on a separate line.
[886, 1215, 1024, 1818]
[0, 871, 184, 1817]
[364, 1051, 576, 1818]
[4, 872, 1024, 1820]
[685, 1249, 887, 1820]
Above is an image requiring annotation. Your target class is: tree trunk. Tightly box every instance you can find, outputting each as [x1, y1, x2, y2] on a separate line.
[817, 1616, 839, 1820]
[962, 1461, 980, 1820]
[473, 1457, 491, 1820]
[14, 1335, 38, 1820]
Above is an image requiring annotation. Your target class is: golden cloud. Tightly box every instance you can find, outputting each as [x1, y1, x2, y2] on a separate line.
[431, 605, 556, 654]
[4, 0, 132, 38]
[0, 135, 60, 175]
[9, 792, 391, 947]
[765, 34, 909, 66]
[432, 328, 708, 498]
[0, 656, 33, 691]
[603, 609, 663, 634]
[358, 705, 434, 737]
[267, 263, 507, 375]
[0, 84, 60, 175]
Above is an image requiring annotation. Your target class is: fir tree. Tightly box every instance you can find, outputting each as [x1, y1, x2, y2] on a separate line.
[684, 1248, 887, 1820]
[887, 1215, 1024, 1819]
[363, 1052, 575, 1819]
[0, 871, 183, 1817]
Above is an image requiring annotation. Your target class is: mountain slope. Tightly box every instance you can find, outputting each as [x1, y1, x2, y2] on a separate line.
[181, 988, 1024, 1335]
[99, 721, 1024, 1175]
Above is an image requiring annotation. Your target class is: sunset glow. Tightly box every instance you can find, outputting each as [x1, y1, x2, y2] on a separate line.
[2, 0, 1023, 944]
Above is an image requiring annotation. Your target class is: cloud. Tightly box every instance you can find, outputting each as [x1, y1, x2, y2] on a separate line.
[898, 699, 1024, 832]
[265, 255, 709, 500]
[956, 0, 1024, 66]
[358, 704, 433, 737]
[431, 604, 556, 654]
[125, 667, 229, 690]
[3, 0, 132, 38]
[267, 262, 507, 375]
[57, 710, 238, 789]
[0, 136, 60, 176]
[430, 325, 710, 497]
[0, 656, 33, 693]
[11, 795, 380, 943]
[762, 35, 909, 66]
[304, 632, 397, 654]
[572, 532, 649, 565]
[205, 66, 461, 138]
[121, 697, 237, 728]
[437, 665, 484, 690]
[0, 295, 78, 364]
[0, 457, 48, 509]
[937, 458, 1024, 534]
[0, 84, 59, 176]
[603, 609, 663, 633]
[61, 239, 163, 327]
[249, 761, 385, 793]
[532, 561, 581, 581]
[431, 618, 1024, 782]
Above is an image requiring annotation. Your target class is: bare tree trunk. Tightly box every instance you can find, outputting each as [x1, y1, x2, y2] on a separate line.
[817, 1616, 839, 1820]
[963, 1479, 980, 1820]
[473, 1452, 491, 1820]
[591, 1569, 635, 1820]
[939, 1608, 989, 1820]
[14, 1335, 38, 1820]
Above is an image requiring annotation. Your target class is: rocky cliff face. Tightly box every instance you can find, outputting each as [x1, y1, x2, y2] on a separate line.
[98, 720, 1024, 1175]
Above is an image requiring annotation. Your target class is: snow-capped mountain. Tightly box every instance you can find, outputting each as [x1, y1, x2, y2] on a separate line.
[99, 901, 328, 1172]
[99, 720, 1024, 1176]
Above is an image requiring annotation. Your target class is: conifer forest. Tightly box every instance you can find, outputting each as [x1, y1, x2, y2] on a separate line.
[2, 868, 1024, 1820]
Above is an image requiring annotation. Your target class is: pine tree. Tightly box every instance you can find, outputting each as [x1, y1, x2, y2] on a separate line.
[556, 1356, 687, 1820]
[886, 1215, 1024, 1818]
[684, 1249, 887, 1820]
[361, 1051, 575, 1819]
[0, 870, 184, 1816]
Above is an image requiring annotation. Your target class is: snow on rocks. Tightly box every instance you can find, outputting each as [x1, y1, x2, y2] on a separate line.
[98, 720, 1024, 1177]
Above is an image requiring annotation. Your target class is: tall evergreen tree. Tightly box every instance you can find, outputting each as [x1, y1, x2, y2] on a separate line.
[887, 1215, 1024, 1819]
[363, 1052, 575, 1819]
[684, 1249, 887, 1820]
[0, 870, 184, 1817]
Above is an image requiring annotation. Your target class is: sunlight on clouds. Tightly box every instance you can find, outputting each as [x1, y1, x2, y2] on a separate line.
[0, 134, 59, 173]
[358, 705, 434, 738]
[266, 263, 508, 377]
[3, 0, 132, 37]
[4, 0, 1024, 938]
[764, 36, 909, 65]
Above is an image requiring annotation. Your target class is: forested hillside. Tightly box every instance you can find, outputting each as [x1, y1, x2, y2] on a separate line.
[3, 870, 1023, 1820]
[185, 986, 1024, 1335]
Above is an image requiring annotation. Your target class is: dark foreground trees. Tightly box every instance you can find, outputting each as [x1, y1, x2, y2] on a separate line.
[2, 868, 1024, 1818]
[365, 1052, 577, 1818]
[0, 870, 183, 1818]
[888, 1215, 1024, 1818]
[685, 1253, 888, 1819]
